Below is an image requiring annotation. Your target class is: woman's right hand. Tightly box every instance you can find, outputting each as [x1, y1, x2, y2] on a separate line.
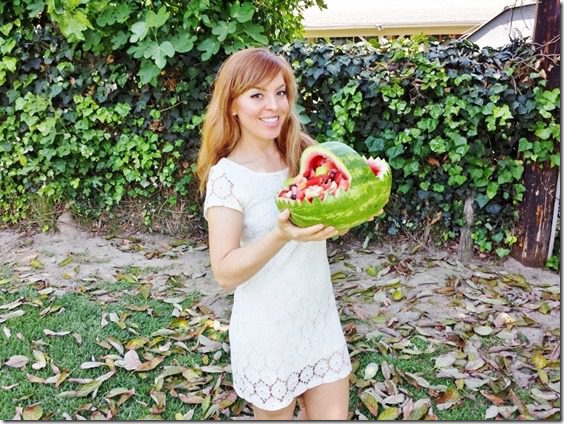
[275, 209, 338, 242]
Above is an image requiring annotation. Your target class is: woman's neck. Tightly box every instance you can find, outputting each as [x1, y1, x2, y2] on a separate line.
[228, 139, 286, 172]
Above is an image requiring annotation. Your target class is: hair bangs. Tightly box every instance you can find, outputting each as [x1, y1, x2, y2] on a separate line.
[231, 50, 292, 97]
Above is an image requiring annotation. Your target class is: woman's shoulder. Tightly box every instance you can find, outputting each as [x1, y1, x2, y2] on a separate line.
[209, 157, 238, 178]
[207, 158, 249, 188]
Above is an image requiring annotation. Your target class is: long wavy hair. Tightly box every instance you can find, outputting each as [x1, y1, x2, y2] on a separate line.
[196, 47, 315, 195]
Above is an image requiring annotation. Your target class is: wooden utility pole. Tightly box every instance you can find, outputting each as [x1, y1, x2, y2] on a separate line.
[510, 0, 561, 267]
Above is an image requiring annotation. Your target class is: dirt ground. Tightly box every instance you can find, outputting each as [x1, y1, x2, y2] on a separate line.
[0, 212, 559, 341]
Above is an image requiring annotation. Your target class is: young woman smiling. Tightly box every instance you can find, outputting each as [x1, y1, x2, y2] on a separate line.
[196, 48, 351, 420]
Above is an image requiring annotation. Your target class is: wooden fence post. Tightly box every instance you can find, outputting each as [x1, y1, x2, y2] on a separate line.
[458, 194, 475, 260]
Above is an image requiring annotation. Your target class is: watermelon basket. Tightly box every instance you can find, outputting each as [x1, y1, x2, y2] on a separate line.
[276, 141, 392, 231]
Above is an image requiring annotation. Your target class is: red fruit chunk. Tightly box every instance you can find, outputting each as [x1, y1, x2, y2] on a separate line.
[306, 175, 323, 187]
[364, 157, 382, 177]
[309, 155, 326, 171]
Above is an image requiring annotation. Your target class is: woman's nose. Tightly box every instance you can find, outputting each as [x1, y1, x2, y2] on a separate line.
[265, 94, 278, 110]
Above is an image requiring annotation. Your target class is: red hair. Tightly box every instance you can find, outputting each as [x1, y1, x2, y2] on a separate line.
[196, 48, 314, 194]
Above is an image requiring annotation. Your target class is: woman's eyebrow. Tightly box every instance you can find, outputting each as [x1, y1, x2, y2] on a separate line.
[250, 83, 286, 91]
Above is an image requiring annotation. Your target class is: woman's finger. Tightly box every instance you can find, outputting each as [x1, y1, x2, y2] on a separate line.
[299, 223, 326, 235]
[278, 209, 291, 223]
[296, 224, 334, 240]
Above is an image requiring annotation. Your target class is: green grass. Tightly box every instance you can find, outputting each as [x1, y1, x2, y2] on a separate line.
[349, 336, 492, 420]
[0, 269, 223, 420]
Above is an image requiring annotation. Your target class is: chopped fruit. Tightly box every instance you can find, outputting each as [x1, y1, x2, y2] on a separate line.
[278, 155, 348, 203]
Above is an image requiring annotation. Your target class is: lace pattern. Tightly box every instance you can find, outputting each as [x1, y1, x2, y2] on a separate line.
[203, 167, 243, 219]
[233, 345, 350, 410]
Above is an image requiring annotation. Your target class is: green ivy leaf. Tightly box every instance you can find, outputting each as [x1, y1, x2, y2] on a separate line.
[495, 247, 510, 257]
[56, 10, 92, 42]
[111, 31, 129, 49]
[243, 23, 268, 44]
[170, 34, 195, 53]
[139, 60, 160, 85]
[130, 21, 148, 43]
[398, 183, 411, 193]
[2, 57, 17, 72]
[403, 161, 419, 176]
[534, 127, 552, 140]
[364, 136, 385, 153]
[296, 103, 311, 125]
[211, 21, 232, 42]
[385, 145, 404, 161]
[197, 37, 221, 61]
[486, 182, 499, 199]
[518, 137, 533, 152]
[97, 3, 132, 26]
[511, 164, 524, 180]
[432, 183, 445, 193]
[114, 103, 131, 117]
[497, 169, 513, 185]
[145, 41, 175, 69]
[0, 23, 13, 36]
[1, 38, 16, 55]
[27, 0, 45, 17]
[97, 8, 117, 26]
[542, 89, 559, 104]
[449, 174, 467, 186]
[429, 137, 447, 153]
[230, 2, 254, 23]
[146, 6, 169, 29]
[467, 166, 482, 180]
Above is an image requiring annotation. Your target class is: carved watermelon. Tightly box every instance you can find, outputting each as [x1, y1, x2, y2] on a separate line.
[276, 141, 392, 231]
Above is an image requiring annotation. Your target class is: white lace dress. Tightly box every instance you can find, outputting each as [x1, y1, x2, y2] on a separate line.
[204, 158, 352, 411]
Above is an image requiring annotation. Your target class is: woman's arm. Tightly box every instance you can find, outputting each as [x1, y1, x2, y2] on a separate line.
[207, 207, 337, 291]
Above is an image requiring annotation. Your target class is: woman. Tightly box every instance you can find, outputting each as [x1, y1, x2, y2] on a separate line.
[196, 47, 351, 420]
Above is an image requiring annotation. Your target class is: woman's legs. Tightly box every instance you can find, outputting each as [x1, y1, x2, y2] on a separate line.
[296, 395, 309, 420]
[300, 376, 349, 420]
[252, 398, 296, 420]
[250, 376, 350, 420]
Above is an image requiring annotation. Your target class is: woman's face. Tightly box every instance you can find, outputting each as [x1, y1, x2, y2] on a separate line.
[231, 72, 289, 145]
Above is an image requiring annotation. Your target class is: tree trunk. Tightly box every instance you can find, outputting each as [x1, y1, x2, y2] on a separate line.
[510, 0, 560, 267]
[511, 164, 559, 266]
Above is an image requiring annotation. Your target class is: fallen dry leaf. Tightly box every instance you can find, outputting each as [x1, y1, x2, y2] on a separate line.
[377, 406, 400, 420]
[116, 350, 142, 371]
[43, 329, 71, 337]
[31, 350, 47, 370]
[5, 355, 29, 368]
[22, 403, 43, 420]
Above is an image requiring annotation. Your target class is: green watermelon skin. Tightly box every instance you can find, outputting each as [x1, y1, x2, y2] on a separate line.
[276, 141, 392, 231]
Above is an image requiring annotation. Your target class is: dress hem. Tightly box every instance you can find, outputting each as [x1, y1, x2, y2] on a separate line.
[234, 366, 352, 412]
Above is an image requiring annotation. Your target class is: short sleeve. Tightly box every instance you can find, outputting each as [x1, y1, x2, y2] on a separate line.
[203, 164, 244, 220]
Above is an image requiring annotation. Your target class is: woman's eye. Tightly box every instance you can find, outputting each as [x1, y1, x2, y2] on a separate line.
[277, 90, 287, 96]
[250, 93, 262, 99]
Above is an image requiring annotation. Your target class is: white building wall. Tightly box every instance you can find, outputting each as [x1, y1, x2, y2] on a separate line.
[465, 4, 536, 48]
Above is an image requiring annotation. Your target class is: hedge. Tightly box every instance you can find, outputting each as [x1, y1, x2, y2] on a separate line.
[0, 10, 560, 256]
